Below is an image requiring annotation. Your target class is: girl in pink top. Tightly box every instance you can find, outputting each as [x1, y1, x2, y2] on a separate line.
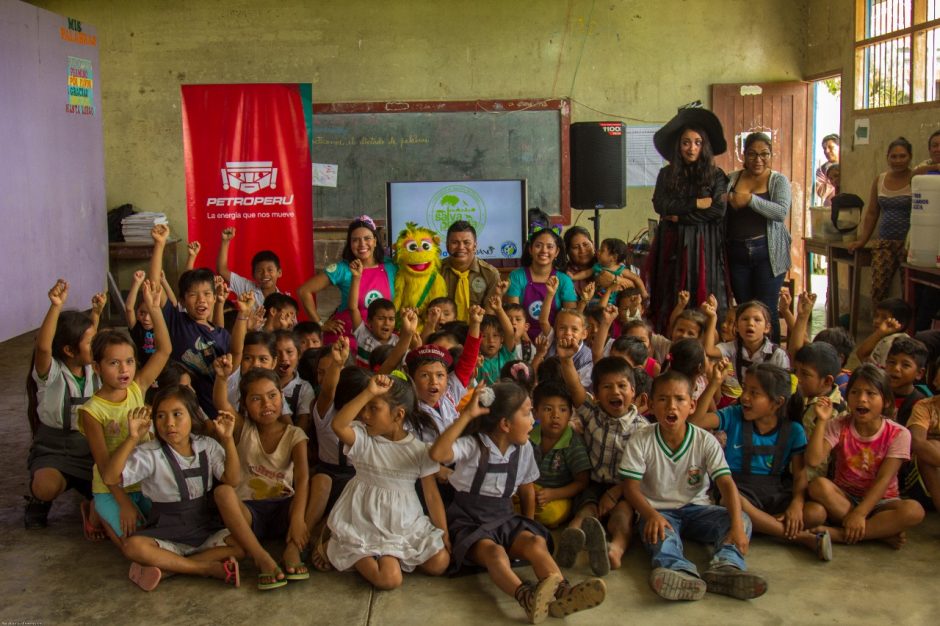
[804, 364, 924, 548]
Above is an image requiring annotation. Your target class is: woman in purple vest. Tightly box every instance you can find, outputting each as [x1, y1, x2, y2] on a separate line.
[506, 228, 578, 341]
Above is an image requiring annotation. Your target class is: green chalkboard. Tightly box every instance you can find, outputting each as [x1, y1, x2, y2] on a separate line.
[311, 99, 569, 223]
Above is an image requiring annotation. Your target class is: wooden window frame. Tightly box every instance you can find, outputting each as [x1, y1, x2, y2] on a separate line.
[854, 0, 940, 110]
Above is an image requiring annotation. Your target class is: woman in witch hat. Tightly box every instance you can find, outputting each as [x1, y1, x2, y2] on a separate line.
[645, 103, 731, 333]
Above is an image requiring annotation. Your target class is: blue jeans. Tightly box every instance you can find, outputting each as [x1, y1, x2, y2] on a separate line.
[637, 504, 751, 576]
[727, 237, 786, 342]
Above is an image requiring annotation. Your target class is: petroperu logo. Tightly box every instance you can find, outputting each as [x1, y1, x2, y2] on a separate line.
[207, 161, 294, 207]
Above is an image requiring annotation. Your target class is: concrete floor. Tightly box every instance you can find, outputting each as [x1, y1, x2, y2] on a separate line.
[2, 323, 940, 625]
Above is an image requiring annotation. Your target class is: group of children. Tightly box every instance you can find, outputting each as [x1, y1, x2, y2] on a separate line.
[23, 223, 940, 623]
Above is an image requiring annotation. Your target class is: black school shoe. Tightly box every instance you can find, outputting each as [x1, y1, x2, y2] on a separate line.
[702, 565, 768, 600]
[24, 496, 52, 529]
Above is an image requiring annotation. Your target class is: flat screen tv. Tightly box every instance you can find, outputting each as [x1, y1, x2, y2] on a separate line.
[386, 179, 527, 260]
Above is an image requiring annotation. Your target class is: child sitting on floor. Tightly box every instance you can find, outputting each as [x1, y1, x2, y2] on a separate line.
[102, 387, 243, 591]
[274, 329, 316, 432]
[527, 382, 591, 529]
[26, 279, 103, 535]
[212, 364, 310, 590]
[621, 370, 767, 601]
[325, 374, 449, 587]
[476, 296, 518, 385]
[294, 321, 323, 352]
[556, 351, 648, 576]
[804, 364, 925, 548]
[504, 302, 535, 364]
[793, 342, 845, 481]
[907, 364, 940, 512]
[691, 362, 829, 560]
[430, 383, 606, 623]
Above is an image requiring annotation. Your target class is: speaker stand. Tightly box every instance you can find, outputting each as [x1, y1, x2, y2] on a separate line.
[588, 209, 602, 246]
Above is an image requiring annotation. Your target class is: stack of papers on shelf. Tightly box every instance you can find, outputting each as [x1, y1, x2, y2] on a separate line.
[121, 212, 168, 242]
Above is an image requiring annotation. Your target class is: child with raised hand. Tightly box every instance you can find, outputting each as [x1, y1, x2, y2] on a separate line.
[217, 226, 283, 303]
[793, 342, 846, 481]
[504, 302, 534, 363]
[884, 337, 931, 426]
[706, 299, 790, 396]
[557, 345, 648, 576]
[26, 279, 102, 534]
[407, 305, 483, 437]
[804, 364, 925, 547]
[79, 279, 171, 542]
[430, 383, 606, 623]
[124, 271, 159, 366]
[302, 338, 366, 571]
[857, 297, 912, 366]
[261, 293, 299, 333]
[150, 223, 231, 418]
[421, 296, 458, 342]
[349, 259, 400, 367]
[477, 295, 518, 385]
[544, 308, 593, 389]
[101, 388, 243, 591]
[528, 382, 591, 529]
[691, 361, 829, 560]
[622, 371, 767, 602]
[325, 374, 449, 588]
[664, 338, 708, 401]
[185, 241, 201, 271]
[211, 359, 310, 590]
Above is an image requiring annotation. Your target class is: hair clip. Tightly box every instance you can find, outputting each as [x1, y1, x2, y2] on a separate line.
[510, 362, 530, 379]
[478, 387, 496, 408]
[355, 214, 377, 230]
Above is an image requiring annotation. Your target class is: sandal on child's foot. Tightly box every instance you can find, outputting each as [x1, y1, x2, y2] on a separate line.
[515, 573, 563, 624]
[649, 567, 706, 601]
[222, 557, 240, 588]
[284, 562, 310, 581]
[549, 577, 607, 618]
[815, 531, 833, 562]
[257, 567, 288, 591]
[554, 528, 585, 568]
[129, 562, 162, 592]
[582, 517, 610, 576]
[702, 565, 768, 600]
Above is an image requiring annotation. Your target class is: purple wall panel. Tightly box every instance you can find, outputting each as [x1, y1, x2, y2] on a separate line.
[0, 0, 106, 342]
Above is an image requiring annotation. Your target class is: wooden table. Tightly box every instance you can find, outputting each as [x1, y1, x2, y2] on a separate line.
[802, 237, 872, 336]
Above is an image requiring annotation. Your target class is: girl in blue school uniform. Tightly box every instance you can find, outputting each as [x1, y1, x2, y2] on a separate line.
[430, 383, 606, 624]
[101, 386, 243, 591]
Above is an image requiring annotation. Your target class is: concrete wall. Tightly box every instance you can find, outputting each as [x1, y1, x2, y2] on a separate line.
[29, 0, 808, 270]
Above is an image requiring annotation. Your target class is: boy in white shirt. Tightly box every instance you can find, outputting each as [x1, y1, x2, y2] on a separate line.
[620, 370, 767, 602]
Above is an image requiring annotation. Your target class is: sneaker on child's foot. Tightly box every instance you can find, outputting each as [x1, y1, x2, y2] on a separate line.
[649, 567, 706, 601]
[549, 577, 607, 618]
[515, 573, 562, 624]
[702, 565, 768, 600]
[24, 496, 51, 529]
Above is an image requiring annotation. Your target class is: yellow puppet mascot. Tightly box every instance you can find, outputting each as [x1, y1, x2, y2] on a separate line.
[392, 222, 447, 321]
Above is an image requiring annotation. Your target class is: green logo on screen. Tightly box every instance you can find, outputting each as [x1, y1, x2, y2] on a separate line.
[427, 185, 487, 234]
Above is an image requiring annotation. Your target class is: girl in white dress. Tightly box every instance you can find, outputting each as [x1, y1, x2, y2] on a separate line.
[326, 374, 450, 589]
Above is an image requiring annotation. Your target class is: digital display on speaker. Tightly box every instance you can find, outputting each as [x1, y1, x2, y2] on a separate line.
[386, 179, 527, 260]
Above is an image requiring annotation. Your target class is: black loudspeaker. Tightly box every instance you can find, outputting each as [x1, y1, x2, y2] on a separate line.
[570, 121, 626, 209]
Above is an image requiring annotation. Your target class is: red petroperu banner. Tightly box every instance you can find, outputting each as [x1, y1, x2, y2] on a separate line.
[182, 84, 313, 301]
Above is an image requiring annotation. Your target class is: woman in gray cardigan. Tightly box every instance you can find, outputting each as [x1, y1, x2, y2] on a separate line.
[726, 132, 792, 341]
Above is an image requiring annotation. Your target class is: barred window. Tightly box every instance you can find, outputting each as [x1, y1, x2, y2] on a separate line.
[855, 0, 940, 109]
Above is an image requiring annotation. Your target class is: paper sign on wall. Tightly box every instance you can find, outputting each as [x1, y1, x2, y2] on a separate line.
[313, 163, 338, 187]
[854, 118, 870, 145]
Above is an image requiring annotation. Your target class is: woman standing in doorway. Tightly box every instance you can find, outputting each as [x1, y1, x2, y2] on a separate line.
[847, 137, 914, 304]
[646, 105, 731, 333]
[726, 132, 792, 342]
[815, 134, 840, 207]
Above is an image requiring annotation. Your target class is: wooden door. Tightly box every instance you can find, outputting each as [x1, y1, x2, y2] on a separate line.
[711, 81, 810, 293]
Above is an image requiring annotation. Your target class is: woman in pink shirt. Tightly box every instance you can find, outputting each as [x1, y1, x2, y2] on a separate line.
[804, 364, 924, 548]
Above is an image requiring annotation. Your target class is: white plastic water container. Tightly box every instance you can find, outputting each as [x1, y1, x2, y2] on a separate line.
[908, 174, 940, 268]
